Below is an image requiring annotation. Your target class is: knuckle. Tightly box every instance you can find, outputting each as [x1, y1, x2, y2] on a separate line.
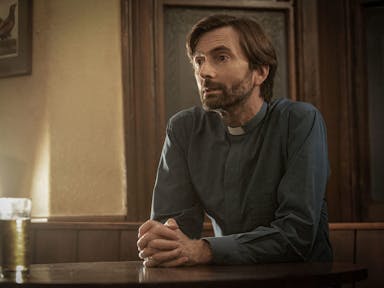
[151, 254, 161, 262]
[138, 221, 148, 233]
[151, 239, 163, 247]
[147, 240, 154, 249]
[137, 234, 151, 250]
[139, 220, 156, 234]
[137, 239, 143, 249]
[153, 225, 162, 234]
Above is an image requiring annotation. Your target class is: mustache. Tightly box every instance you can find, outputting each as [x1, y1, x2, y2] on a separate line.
[202, 80, 226, 91]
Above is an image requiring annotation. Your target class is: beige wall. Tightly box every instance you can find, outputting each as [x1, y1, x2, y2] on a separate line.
[0, 0, 126, 217]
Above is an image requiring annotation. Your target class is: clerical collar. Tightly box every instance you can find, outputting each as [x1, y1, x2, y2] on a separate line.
[227, 126, 246, 135]
[226, 101, 267, 135]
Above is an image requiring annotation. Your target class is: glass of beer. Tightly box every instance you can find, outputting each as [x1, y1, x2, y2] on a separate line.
[0, 198, 32, 273]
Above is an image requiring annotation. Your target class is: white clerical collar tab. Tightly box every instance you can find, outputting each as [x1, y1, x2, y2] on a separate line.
[227, 126, 246, 135]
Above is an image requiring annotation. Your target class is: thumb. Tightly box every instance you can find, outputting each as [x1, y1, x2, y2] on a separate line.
[164, 218, 179, 229]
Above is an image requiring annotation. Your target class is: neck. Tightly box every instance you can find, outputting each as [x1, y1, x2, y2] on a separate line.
[218, 91, 264, 127]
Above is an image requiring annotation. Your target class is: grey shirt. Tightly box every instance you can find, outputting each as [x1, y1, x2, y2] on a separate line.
[151, 98, 333, 264]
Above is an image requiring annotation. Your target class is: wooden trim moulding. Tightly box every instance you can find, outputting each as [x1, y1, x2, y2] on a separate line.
[31, 221, 142, 231]
[30, 218, 214, 230]
[161, 0, 293, 9]
[329, 222, 384, 230]
[30, 219, 384, 232]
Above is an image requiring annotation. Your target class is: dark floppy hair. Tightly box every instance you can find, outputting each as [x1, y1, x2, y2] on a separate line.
[186, 14, 277, 102]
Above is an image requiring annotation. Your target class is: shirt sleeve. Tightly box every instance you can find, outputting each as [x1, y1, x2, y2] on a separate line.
[204, 105, 331, 264]
[151, 120, 205, 239]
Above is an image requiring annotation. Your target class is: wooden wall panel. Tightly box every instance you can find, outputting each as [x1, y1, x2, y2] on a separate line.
[356, 230, 384, 288]
[34, 230, 77, 264]
[121, 0, 161, 221]
[78, 231, 120, 262]
[120, 230, 140, 261]
[329, 230, 354, 263]
[318, 0, 359, 222]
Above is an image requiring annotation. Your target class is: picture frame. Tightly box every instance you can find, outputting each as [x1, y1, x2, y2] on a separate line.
[0, 0, 32, 78]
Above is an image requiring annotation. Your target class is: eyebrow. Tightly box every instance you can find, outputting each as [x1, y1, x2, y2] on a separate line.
[210, 45, 232, 54]
[193, 45, 233, 58]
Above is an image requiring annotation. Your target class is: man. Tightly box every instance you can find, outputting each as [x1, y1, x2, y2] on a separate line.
[137, 14, 333, 267]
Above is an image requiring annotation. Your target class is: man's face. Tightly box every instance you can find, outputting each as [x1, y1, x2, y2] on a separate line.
[192, 26, 255, 111]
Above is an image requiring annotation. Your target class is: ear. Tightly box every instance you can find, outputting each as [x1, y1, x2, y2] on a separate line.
[252, 65, 269, 86]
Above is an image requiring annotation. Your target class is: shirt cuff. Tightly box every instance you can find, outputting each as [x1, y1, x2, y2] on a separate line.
[202, 235, 241, 264]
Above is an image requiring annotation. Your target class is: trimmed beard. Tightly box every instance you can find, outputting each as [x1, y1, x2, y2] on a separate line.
[200, 70, 255, 112]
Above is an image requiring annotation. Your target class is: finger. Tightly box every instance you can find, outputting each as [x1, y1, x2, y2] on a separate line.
[138, 220, 157, 238]
[139, 247, 159, 259]
[139, 239, 180, 259]
[164, 218, 179, 230]
[137, 233, 157, 250]
[159, 256, 189, 268]
[144, 249, 184, 268]
[138, 230, 180, 251]
[148, 239, 180, 250]
[152, 224, 179, 240]
[150, 248, 182, 264]
[143, 257, 157, 268]
[139, 221, 179, 241]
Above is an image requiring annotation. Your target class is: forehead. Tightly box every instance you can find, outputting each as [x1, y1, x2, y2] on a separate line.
[194, 26, 243, 56]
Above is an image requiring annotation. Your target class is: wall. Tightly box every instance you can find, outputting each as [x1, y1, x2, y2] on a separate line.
[0, 0, 126, 217]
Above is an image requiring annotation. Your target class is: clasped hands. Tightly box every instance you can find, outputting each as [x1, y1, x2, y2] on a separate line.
[137, 218, 212, 267]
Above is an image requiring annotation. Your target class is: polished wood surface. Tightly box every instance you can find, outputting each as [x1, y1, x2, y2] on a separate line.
[0, 261, 367, 288]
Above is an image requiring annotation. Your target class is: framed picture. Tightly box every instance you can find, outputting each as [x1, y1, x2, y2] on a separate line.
[0, 0, 32, 78]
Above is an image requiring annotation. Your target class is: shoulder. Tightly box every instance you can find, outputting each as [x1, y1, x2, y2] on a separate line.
[167, 106, 205, 131]
[168, 106, 203, 125]
[167, 106, 224, 143]
[167, 106, 219, 140]
[270, 98, 319, 114]
[266, 99, 327, 143]
[269, 98, 323, 123]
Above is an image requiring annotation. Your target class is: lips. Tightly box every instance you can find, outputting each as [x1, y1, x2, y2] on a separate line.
[201, 81, 224, 98]
[203, 85, 222, 93]
[202, 88, 221, 99]
[204, 87, 218, 93]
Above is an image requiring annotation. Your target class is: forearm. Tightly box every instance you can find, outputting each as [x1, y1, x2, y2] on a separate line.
[203, 229, 301, 265]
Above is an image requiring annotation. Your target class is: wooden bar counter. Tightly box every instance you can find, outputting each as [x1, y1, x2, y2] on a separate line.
[0, 261, 367, 288]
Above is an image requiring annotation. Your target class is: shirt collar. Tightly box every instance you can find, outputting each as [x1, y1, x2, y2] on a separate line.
[227, 126, 246, 135]
[227, 101, 267, 135]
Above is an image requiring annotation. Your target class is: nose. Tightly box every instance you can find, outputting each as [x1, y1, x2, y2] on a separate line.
[198, 61, 216, 79]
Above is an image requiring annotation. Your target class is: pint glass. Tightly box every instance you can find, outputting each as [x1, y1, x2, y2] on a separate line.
[0, 198, 32, 272]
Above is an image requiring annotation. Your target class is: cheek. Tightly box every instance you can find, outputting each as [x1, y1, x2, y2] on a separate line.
[223, 65, 250, 83]
[221, 73, 243, 87]
[194, 74, 201, 87]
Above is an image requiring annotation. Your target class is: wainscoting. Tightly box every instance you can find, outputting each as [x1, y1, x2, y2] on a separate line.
[30, 221, 383, 287]
[329, 222, 384, 288]
[30, 221, 142, 263]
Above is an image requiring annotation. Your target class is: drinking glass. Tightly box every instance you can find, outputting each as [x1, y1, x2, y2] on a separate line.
[0, 197, 32, 273]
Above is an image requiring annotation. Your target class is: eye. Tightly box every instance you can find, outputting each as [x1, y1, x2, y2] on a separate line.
[194, 56, 204, 68]
[216, 54, 229, 63]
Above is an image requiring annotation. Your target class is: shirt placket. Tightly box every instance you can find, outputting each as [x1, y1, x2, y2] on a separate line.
[223, 137, 243, 234]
